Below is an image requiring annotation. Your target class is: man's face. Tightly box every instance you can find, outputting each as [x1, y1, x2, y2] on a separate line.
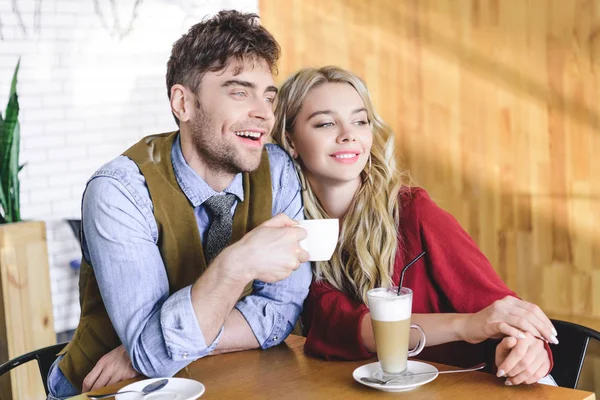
[187, 59, 277, 175]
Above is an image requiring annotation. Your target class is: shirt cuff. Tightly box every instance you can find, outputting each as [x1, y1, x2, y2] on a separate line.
[235, 298, 288, 349]
[160, 285, 223, 360]
[543, 340, 554, 375]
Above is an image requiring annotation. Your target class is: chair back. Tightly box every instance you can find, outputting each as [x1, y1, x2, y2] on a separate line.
[0, 342, 68, 395]
[550, 319, 600, 389]
[66, 219, 82, 245]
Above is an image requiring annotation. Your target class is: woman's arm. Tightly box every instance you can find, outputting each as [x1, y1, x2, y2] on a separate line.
[303, 281, 374, 360]
[360, 299, 542, 353]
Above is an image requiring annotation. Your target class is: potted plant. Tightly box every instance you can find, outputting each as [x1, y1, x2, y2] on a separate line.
[0, 60, 56, 400]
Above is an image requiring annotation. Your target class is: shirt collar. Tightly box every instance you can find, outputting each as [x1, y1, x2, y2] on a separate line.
[171, 133, 244, 207]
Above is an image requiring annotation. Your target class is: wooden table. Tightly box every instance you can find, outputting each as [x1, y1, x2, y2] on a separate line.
[71, 335, 595, 399]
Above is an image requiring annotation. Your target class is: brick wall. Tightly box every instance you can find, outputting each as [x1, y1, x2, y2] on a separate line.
[0, 0, 258, 334]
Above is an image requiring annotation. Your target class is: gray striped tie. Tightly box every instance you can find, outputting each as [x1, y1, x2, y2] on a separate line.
[203, 194, 237, 264]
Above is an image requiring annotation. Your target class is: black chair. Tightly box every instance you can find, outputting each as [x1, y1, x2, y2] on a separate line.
[550, 318, 600, 389]
[66, 219, 82, 245]
[0, 342, 68, 395]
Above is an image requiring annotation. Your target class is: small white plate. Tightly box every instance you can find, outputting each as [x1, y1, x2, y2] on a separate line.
[116, 377, 205, 400]
[353, 360, 438, 392]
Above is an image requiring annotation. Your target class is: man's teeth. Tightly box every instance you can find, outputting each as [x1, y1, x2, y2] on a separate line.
[335, 154, 358, 159]
[235, 131, 261, 139]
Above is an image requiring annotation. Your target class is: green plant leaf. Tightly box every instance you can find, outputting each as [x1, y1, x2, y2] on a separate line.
[1, 99, 18, 221]
[0, 173, 6, 222]
[0, 110, 4, 153]
[9, 59, 20, 102]
[0, 59, 20, 224]
[8, 121, 21, 222]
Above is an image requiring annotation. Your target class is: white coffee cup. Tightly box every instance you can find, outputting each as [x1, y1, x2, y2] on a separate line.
[297, 219, 339, 261]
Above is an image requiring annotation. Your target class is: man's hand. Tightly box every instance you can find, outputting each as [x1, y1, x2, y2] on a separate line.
[458, 296, 558, 344]
[495, 333, 551, 385]
[222, 213, 310, 283]
[82, 345, 140, 393]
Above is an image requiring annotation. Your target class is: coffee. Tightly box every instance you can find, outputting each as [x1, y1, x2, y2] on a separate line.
[372, 318, 411, 373]
[367, 287, 426, 376]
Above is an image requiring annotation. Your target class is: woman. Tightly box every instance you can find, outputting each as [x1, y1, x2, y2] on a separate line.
[272, 66, 556, 386]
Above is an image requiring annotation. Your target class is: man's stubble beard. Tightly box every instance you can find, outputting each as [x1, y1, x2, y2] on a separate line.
[190, 104, 264, 176]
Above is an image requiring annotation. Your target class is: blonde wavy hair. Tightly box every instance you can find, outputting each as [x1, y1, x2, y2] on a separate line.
[272, 66, 407, 303]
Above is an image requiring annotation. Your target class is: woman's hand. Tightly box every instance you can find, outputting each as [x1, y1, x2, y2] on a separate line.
[457, 296, 558, 344]
[82, 345, 141, 393]
[495, 333, 551, 385]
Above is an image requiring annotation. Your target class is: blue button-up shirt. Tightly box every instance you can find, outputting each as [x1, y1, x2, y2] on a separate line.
[75, 135, 311, 378]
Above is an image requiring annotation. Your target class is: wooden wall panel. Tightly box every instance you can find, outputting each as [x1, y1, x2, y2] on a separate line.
[260, 0, 600, 329]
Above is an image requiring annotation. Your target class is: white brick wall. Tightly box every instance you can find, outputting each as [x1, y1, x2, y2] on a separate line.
[0, 0, 259, 334]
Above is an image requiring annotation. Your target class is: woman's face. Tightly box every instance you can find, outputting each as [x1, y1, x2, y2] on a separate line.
[289, 82, 373, 187]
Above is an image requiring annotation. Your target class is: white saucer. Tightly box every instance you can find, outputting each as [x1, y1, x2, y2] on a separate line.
[116, 377, 205, 400]
[353, 360, 438, 392]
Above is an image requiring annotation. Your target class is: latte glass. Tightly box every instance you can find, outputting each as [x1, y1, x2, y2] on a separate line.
[367, 287, 426, 377]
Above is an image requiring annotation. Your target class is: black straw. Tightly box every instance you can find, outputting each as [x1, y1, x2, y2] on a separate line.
[398, 251, 426, 295]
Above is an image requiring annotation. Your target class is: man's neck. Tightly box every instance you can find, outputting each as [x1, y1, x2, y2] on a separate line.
[179, 131, 236, 192]
[307, 175, 361, 220]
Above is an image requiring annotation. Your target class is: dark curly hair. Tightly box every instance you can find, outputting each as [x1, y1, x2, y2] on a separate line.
[166, 10, 280, 124]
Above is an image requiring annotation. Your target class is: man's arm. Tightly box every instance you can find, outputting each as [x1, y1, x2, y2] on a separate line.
[191, 212, 311, 351]
[83, 173, 227, 378]
[216, 145, 312, 353]
[82, 167, 309, 390]
[209, 309, 259, 354]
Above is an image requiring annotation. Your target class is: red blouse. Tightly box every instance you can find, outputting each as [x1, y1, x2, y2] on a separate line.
[302, 188, 553, 371]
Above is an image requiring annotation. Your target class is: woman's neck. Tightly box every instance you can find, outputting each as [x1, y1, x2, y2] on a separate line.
[307, 175, 361, 220]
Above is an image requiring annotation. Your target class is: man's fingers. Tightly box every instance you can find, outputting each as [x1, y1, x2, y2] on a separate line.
[290, 225, 308, 241]
[297, 248, 310, 263]
[260, 213, 297, 228]
[106, 370, 130, 388]
[91, 369, 112, 391]
[82, 363, 103, 393]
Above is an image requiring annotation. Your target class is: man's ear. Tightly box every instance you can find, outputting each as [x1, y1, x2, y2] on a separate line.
[170, 84, 193, 124]
[286, 132, 298, 159]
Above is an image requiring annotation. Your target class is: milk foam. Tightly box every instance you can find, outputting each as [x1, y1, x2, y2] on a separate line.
[368, 290, 412, 321]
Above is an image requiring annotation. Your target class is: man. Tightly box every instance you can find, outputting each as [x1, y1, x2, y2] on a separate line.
[47, 10, 311, 398]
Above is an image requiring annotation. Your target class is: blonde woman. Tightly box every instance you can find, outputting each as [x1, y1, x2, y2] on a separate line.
[272, 66, 556, 386]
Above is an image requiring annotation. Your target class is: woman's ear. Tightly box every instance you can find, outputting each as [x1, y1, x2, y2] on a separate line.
[286, 132, 298, 159]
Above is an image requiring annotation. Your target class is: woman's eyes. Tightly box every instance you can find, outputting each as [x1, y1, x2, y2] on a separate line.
[315, 122, 335, 128]
[315, 120, 369, 128]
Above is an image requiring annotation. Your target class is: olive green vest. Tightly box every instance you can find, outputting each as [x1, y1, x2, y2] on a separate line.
[58, 132, 272, 390]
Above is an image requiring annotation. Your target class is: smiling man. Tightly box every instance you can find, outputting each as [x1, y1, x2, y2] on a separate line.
[46, 11, 311, 398]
